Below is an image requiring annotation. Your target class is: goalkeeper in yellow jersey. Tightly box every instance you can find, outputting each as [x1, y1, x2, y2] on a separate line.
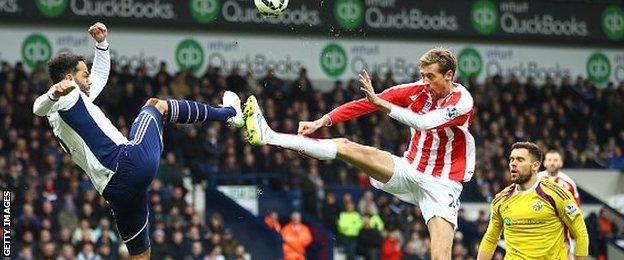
[477, 142, 589, 260]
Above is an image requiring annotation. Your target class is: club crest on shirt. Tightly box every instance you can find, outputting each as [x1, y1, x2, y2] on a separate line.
[565, 202, 579, 216]
[533, 201, 542, 212]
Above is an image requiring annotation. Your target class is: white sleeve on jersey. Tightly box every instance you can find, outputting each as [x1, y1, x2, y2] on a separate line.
[33, 82, 80, 116]
[87, 40, 111, 101]
[387, 90, 473, 130]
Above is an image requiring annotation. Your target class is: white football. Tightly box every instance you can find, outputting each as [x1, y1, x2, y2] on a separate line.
[254, 0, 288, 18]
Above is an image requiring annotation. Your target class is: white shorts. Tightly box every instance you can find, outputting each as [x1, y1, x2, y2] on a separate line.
[370, 155, 463, 228]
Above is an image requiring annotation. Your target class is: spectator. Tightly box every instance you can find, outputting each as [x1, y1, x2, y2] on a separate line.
[230, 244, 249, 260]
[168, 231, 188, 260]
[76, 243, 100, 260]
[72, 219, 95, 245]
[280, 211, 313, 260]
[222, 229, 240, 256]
[356, 216, 383, 260]
[301, 164, 324, 219]
[596, 208, 618, 260]
[363, 204, 384, 232]
[381, 230, 403, 260]
[40, 241, 57, 259]
[57, 198, 79, 233]
[17, 246, 34, 260]
[264, 211, 282, 232]
[208, 213, 226, 235]
[184, 241, 205, 260]
[157, 152, 184, 186]
[150, 229, 169, 259]
[206, 245, 226, 260]
[58, 244, 76, 260]
[338, 201, 362, 260]
[15, 203, 40, 237]
[321, 192, 340, 235]
[358, 190, 378, 215]
[403, 231, 429, 260]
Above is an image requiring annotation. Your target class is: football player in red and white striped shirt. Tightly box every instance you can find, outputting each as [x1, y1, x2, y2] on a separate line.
[538, 150, 581, 205]
[244, 47, 475, 259]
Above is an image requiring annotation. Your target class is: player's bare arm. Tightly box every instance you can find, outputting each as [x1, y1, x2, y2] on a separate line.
[299, 69, 391, 136]
[358, 70, 392, 113]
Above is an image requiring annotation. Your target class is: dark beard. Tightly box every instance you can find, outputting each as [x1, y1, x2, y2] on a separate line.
[511, 173, 532, 185]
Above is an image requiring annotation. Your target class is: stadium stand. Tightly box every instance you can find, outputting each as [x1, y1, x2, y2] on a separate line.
[1, 58, 623, 258]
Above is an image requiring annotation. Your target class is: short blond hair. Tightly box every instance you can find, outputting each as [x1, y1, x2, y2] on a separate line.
[419, 47, 457, 76]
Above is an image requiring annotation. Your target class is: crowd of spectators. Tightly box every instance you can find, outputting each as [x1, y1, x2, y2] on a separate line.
[1, 58, 623, 258]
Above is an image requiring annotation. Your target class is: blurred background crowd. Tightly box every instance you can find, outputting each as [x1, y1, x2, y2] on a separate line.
[1, 59, 623, 259]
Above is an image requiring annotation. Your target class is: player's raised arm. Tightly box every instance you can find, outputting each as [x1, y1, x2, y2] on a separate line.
[477, 197, 504, 260]
[299, 70, 423, 135]
[87, 22, 111, 101]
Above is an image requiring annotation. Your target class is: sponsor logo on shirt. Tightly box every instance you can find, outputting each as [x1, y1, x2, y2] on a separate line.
[503, 217, 511, 226]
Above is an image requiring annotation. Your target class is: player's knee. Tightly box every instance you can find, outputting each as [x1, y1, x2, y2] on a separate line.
[332, 138, 353, 153]
[333, 138, 351, 146]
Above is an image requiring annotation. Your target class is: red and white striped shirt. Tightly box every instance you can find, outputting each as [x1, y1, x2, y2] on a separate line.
[327, 81, 476, 183]
[537, 170, 581, 205]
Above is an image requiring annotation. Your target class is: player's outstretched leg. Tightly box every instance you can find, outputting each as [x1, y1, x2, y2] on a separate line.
[244, 95, 337, 160]
[146, 90, 244, 127]
[244, 95, 394, 183]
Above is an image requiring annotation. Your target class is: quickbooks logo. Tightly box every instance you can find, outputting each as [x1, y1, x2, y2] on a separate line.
[586, 52, 611, 84]
[334, 0, 364, 30]
[36, 0, 68, 18]
[21, 34, 52, 69]
[320, 43, 347, 77]
[176, 39, 204, 73]
[0, 0, 20, 13]
[457, 47, 482, 78]
[503, 217, 511, 226]
[602, 6, 624, 41]
[190, 0, 220, 24]
[471, 0, 498, 35]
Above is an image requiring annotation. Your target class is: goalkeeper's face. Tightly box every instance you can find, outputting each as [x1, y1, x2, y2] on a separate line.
[72, 61, 92, 96]
[509, 148, 540, 185]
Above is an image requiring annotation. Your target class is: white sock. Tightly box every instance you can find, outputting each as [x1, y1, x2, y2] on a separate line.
[266, 132, 337, 160]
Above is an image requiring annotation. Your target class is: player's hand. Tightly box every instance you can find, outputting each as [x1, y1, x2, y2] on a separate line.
[359, 70, 381, 106]
[298, 117, 328, 135]
[51, 80, 76, 99]
[88, 22, 107, 43]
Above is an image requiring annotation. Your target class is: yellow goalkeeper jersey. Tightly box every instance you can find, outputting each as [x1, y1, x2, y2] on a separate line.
[479, 178, 589, 259]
